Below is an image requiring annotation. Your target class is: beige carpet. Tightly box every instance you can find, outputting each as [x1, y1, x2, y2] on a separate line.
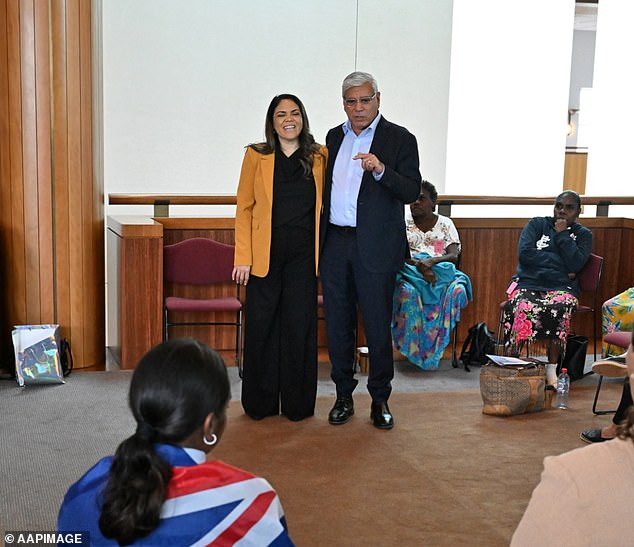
[215, 382, 621, 547]
[0, 372, 621, 545]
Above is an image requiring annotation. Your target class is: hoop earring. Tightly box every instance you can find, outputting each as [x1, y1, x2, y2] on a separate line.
[203, 433, 218, 446]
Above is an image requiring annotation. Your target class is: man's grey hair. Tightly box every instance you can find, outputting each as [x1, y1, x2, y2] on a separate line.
[342, 71, 378, 97]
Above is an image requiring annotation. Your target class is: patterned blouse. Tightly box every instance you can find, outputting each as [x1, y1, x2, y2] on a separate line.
[406, 214, 461, 256]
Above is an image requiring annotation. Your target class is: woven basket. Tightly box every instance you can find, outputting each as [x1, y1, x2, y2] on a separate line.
[480, 363, 546, 416]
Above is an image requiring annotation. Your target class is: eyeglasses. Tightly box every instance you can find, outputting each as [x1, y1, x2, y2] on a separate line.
[344, 93, 377, 107]
[554, 202, 578, 211]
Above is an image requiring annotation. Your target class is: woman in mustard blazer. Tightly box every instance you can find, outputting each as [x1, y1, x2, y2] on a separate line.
[233, 94, 327, 421]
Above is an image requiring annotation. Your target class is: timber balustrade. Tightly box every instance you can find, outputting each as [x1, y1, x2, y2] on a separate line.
[107, 194, 634, 369]
[109, 194, 634, 217]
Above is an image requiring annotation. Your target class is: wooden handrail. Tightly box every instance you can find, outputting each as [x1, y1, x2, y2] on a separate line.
[436, 195, 633, 206]
[108, 194, 237, 205]
[107, 193, 634, 217]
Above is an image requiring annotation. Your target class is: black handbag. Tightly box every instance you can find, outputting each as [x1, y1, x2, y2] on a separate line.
[560, 334, 588, 382]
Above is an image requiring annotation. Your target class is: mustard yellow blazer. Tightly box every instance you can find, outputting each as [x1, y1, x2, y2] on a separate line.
[234, 145, 327, 277]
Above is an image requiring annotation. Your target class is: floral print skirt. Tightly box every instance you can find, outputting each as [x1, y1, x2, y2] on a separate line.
[602, 287, 634, 357]
[503, 289, 578, 355]
[392, 278, 468, 370]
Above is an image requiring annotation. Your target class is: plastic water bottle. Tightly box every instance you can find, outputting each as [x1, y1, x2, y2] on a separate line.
[554, 368, 570, 409]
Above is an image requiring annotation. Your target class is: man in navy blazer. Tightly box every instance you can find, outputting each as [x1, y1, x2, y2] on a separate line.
[320, 71, 421, 429]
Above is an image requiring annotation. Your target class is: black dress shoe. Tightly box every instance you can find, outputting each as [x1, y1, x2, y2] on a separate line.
[328, 397, 354, 425]
[370, 401, 394, 430]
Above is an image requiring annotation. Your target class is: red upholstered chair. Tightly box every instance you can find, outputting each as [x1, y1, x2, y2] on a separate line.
[572, 253, 604, 360]
[163, 238, 243, 374]
[592, 330, 630, 415]
[604, 330, 632, 350]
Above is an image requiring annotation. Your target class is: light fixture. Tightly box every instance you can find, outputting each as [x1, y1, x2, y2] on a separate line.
[567, 109, 579, 137]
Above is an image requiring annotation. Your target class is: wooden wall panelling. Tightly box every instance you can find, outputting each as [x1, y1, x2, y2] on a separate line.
[51, 0, 73, 359]
[451, 219, 627, 356]
[20, 0, 41, 322]
[0, 1, 9, 357]
[80, 0, 101, 362]
[66, 0, 84, 359]
[120, 237, 163, 369]
[108, 217, 163, 369]
[107, 216, 631, 369]
[621, 222, 634, 290]
[34, 0, 55, 322]
[0, 0, 104, 370]
[563, 152, 587, 194]
[453, 223, 524, 339]
[5, 1, 28, 345]
[51, 0, 104, 368]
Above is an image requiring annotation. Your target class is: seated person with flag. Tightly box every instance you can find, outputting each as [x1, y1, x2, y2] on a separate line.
[57, 338, 294, 546]
[391, 181, 472, 369]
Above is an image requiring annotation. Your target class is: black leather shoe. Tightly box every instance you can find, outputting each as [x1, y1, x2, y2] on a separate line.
[328, 397, 354, 425]
[370, 401, 394, 430]
[580, 429, 611, 444]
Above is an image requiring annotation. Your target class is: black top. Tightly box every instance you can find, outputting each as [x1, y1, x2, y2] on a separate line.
[272, 148, 315, 230]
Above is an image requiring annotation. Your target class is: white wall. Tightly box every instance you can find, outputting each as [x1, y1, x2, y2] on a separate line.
[356, 0, 453, 186]
[103, 0, 453, 216]
[445, 0, 575, 207]
[585, 1, 634, 196]
[103, 1, 631, 216]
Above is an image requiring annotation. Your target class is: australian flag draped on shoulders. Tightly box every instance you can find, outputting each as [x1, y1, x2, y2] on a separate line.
[57, 443, 294, 546]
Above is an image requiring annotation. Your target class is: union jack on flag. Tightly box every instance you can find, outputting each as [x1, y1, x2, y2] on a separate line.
[159, 460, 294, 546]
[58, 446, 295, 546]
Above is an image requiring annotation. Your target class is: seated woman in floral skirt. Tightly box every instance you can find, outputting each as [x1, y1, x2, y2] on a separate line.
[391, 181, 472, 370]
[502, 190, 592, 383]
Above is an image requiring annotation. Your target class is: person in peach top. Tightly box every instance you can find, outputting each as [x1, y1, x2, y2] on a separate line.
[512, 325, 634, 547]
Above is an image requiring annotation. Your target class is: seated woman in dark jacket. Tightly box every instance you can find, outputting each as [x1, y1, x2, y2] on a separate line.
[503, 191, 592, 382]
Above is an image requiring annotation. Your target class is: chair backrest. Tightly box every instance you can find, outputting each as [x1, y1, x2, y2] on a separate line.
[577, 253, 603, 293]
[164, 238, 235, 285]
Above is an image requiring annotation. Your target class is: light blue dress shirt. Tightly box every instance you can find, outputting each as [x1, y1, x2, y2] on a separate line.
[330, 113, 384, 227]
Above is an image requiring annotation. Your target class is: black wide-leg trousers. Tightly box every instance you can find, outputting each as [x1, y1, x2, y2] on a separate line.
[241, 225, 317, 420]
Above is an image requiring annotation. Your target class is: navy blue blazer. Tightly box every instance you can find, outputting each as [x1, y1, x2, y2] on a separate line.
[321, 115, 422, 273]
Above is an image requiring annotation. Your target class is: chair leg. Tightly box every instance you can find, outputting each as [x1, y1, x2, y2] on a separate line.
[593, 310, 598, 361]
[592, 375, 617, 415]
[164, 308, 169, 341]
[496, 305, 506, 348]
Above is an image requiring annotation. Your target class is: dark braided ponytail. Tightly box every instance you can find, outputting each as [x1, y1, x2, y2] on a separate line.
[98, 339, 230, 545]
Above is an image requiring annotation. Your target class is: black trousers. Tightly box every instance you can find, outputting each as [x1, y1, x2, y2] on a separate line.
[613, 377, 632, 425]
[241, 226, 317, 420]
[320, 226, 396, 403]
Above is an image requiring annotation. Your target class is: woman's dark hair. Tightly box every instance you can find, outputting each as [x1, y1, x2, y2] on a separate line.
[99, 339, 230, 545]
[616, 326, 634, 444]
[420, 180, 438, 203]
[417, 180, 438, 212]
[556, 190, 582, 211]
[250, 93, 321, 177]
